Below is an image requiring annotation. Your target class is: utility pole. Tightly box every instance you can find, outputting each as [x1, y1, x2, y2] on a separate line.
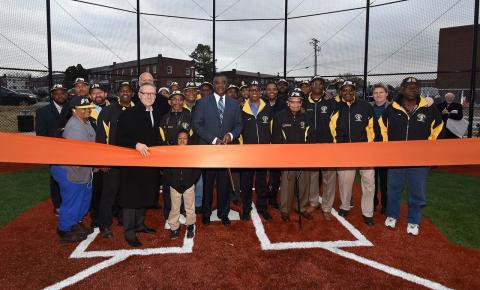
[310, 38, 320, 76]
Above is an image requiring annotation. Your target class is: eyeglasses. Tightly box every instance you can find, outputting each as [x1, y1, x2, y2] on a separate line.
[140, 92, 156, 97]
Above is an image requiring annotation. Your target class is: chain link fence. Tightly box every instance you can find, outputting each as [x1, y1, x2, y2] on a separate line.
[0, 0, 479, 135]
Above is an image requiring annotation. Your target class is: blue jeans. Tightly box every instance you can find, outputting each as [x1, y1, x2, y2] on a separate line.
[195, 174, 203, 208]
[387, 167, 429, 225]
[51, 165, 92, 232]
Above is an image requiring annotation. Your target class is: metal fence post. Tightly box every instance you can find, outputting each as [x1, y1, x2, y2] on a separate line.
[362, 0, 370, 99]
[46, 0, 53, 91]
[283, 0, 288, 79]
[213, 0, 216, 75]
[136, 0, 141, 80]
[468, 0, 479, 137]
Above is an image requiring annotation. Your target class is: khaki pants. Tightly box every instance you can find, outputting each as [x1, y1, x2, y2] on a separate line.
[337, 168, 375, 218]
[168, 185, 196, 231]
[308, 169, 321, 206]
[320, 169, 337, 213]
[280, 170, 310, 214]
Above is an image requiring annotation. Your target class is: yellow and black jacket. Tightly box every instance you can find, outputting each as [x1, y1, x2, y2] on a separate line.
[272, 109, 314, 144]
[378, 95, 444, 141]
[330, 96, 375, 143]
[159, 109, 192, 145]
[303, 94, 338, 143]
[96, 101, 134, 145]
[241, 99, 272, 144]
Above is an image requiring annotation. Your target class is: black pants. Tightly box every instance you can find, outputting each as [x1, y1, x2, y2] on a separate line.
[240, 169, 268, 213]
[123, 208, 146, 240]
[49, 168, 62, 209]
[374, 167, 388, 211]
[90, 171, 103, 224]
[202, 169, 230, 219]
[268, 169, 281, 203]
[98, 168, 120, 228]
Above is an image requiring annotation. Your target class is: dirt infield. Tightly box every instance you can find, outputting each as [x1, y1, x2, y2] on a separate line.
[1, 183, 479, 290]
[0, 163, 44, 173]
[434, 165, 480, 177]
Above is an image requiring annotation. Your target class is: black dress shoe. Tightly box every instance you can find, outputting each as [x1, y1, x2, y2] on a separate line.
[170, 229, 180, 240]
[186, 224, 195, 239]
[269, 200, 279, 209]
[363, 216, 374, 226]
[58, 229, 86, 243]
[240, 211, 251, 221]
[125, 237, 142, 247]
[258, 209, 272, 221]
[202, 216, 210, 225]
[221, 217, 231, 226]
[136, 226, 156, 234]
[72, 223, 93, 236]
[100, 227, 113, 239]
[338, 209, 349, 217]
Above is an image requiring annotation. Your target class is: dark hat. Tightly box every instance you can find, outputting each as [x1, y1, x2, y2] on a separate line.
[227, 84, 240, 91]
[401, 77, 419, 87]
[50, 84, 66, 92]
[277, 78, 288, 85]
[299, 80, 310, 87]
[239, 81, 248, 90]
[169, 90, 185, 99]
[169, 81, 179, 88]
[199, 81, 213, 90]
[90, 83, 105, 92]
[288, 90, 304, 100]
[117, 81, 133, 91]
[310, 75, 326, 84]
[183, 82, 197, 90]
[69, 96, 95, 109]
[73, 78, 88, 86]
[340, 81, 356, 90]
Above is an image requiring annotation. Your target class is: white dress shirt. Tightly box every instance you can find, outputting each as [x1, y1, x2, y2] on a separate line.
[212, 92, 233, 144]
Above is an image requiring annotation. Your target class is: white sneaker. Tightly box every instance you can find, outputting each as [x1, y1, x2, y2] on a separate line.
[164, 221, 171, 230]
[407, 223, 419, 236]
[384, 217, 397, 229]
[179, 214, 186, 225]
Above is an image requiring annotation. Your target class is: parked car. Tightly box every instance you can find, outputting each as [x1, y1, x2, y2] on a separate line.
[0, 87, 38, 105]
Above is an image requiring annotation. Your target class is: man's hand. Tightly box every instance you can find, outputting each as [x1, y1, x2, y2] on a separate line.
[222, 134, 232, 144]
[215, 139, 223, 145]
[135, 142, 150, 157]
[425, 96, 434, 107]
[442, 108, 449, 115]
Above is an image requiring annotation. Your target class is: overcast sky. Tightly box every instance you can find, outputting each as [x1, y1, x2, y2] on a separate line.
[0, 0, 475, 82]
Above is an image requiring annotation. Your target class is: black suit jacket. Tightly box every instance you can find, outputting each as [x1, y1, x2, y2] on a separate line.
[192, 94, 243, 145]
[35, 102, 63, 137]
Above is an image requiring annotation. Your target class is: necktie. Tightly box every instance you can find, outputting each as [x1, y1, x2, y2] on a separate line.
[218, 96, 224, 123]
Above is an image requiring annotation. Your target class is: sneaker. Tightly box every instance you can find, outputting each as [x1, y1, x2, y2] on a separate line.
[186, 224, 195, 239]
[338, 209, 349, 217]
[164, 221, 171, 230]
[407, 223, 419, 236]
[384, 217, 397, 229]
[170, 229, 180, 240]
[58, 229, 87, 244]
[179, 214, 186, 225]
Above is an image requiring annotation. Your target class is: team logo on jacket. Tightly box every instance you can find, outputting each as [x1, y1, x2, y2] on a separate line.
[321, 106, 328, 113]
[181, 122, 190, 129]
[300, 121, 305, 129]
[416, 113, 426, 123]
[354, 114, 363, 122]
[262, 116, 269, 124]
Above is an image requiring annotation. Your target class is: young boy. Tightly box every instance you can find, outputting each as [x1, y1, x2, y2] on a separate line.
[163, 130, 201, 239]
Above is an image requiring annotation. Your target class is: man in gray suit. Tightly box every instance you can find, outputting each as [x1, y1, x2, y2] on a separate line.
[192, 74, 243, 226]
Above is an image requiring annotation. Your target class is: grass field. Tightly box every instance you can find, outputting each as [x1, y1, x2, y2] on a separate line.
[0, 167, 479, 248]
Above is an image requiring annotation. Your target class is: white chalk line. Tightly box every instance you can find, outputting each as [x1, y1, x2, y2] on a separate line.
[250, 202, 451, 290]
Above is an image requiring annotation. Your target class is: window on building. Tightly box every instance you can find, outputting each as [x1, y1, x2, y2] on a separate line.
[146, 66, 150, 73]
[121, 69, 124, 76]
[152, 65, 156, 74]
[130, 68, 134, 76]
[167, 66, 173, 75]
[185, 68, 190, 76]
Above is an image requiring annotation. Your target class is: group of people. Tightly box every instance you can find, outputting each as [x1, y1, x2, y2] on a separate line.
[35, 70, 461, 247]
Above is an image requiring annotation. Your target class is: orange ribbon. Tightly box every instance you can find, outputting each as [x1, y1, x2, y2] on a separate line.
[0, 132, 479, 168]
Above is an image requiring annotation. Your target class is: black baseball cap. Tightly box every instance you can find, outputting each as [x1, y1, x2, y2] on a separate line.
[401, 77, 419, 87]
[69, 96, 95, 109]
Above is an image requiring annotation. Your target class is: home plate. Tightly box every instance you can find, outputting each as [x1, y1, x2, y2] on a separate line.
[210, 209, 241, 221]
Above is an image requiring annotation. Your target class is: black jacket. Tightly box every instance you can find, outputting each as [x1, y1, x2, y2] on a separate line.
[159, 109, 192, 145]
[241, 99, 272, 144]
[35, 102, 64, 137]
[264, 96, 287, 117]
[272, 109, 313, 144]
[436, 101, 463, 122]
[116, 103, 161, 208]
[303, 94, 338, 143]
[330, 97, 375, 143]
[163, 167, 201, 193]
[379, 95, 444, 141]
[96, 102, 134, 145]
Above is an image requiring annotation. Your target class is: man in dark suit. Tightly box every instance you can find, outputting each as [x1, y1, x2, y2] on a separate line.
[192, 74, 243, 226]
[35, 84, 68, 215]
[117, 83, 161, 247]
[436, 92, 464, 138]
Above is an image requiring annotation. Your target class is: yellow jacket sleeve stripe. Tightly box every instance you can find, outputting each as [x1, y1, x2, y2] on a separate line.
[329, 111, 339, 143]
[429, 120, 444, 140]
[366, 117, 375, 143]
[378, 117, 389, 142]
[102, 121, 110, 144]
